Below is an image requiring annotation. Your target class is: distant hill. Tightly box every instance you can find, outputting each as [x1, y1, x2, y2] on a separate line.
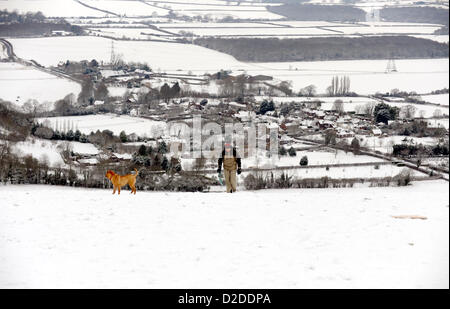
[0, 22, 84, 37]
[195, 36, 449, 62]
[380, 7, 449, 26]
[0, 10, 84, 37]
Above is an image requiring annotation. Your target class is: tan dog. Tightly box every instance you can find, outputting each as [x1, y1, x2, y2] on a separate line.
[105, 168, 139, 195]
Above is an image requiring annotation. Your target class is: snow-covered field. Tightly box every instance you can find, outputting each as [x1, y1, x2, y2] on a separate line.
[79, 0, 169, 17]
[88, 27, 170, 40]
[156, 22, 286, 28]
[170, 26, 336, 37]
[245, 58, 449, 95]
[322, 25, 441, 35]
[168, 23, 442, 38]
[382, 101, 449, 119]
[8, 36, 448, 95]
[0, 181, 448, 288]
[0, 63, 80, 107]
[0, 0, 106, 17]
[37, 114, 168, 137]
[421, 94, 449, 106]
[10, 138, 100, 167]
[157, 2, 283, 20]
[8, 36, 246, 72]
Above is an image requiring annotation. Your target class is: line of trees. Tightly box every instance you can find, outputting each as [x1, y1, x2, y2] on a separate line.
[160, 82, 181, 103]
[380, 6, 449, 26]
[327, 76, 351, 97]
[267, 4, 366, 22]
[393, 143, 449, 157]
[195, 36, 449, 62]
[0, 10, 84, 36]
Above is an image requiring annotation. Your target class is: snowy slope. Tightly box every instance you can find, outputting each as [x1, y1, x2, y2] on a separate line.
[0, 63, 81, 107]
[7, 37, 448, 94]
[0, 181, 448, 288]
[10, 138, 100, 167]
[0, 0, 106, 17]
[8, 36, 249, 72]
[421, 94, 450, 106]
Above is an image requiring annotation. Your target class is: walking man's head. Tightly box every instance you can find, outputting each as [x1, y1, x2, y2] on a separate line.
[224, 136, 233, 153]
[224, 142, 232, 153]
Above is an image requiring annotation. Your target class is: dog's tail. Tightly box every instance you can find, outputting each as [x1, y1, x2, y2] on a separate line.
[134, 168, 139, 176]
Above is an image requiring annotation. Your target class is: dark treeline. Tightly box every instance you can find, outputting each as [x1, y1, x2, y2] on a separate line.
[195, 36, 449, 62]
[0, 10, 84, 36]
[0, 22, 84, 37]
[393, 143, 449, 157]
[380, 7, 449, 26]
[0, 10, 45, 23]
[267, 4, 366, 22]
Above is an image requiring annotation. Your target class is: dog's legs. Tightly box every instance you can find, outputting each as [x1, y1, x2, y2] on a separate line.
[118, 187, 121, 195]
[130, 179, 137, 195]
[113, 186, 116, 194]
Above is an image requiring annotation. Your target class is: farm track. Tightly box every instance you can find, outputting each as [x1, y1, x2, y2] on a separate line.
[0, 38, 82, 84]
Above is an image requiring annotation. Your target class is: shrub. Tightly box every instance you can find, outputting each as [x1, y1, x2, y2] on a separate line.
[351, 137, 360, 154]
[244, 173, 267, 190]
[274, 172, 293, 188]
[288, 147, 296, 157]
[300, 155, 308, 166]
[138, 144, 147, 156]
[395, 169, 412, 186]
[120, 131, 127, 143]
[158, 141, 168, 154]
[34, 126, 54, 139]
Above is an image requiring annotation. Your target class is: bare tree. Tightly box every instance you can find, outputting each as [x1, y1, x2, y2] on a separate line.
[433, 109, 443, 118]
[400, 104, 417, 119]
[299, 84, 317, 97]
[333, 99, 345, 114]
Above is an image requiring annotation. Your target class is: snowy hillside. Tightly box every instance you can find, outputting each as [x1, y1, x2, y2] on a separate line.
[0, 62, 81, 108]
[0, 181, 448, 288]
[8, 36, 448, 94]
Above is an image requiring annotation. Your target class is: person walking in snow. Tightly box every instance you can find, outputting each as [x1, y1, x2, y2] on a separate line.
[217, 142, 242, 193]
